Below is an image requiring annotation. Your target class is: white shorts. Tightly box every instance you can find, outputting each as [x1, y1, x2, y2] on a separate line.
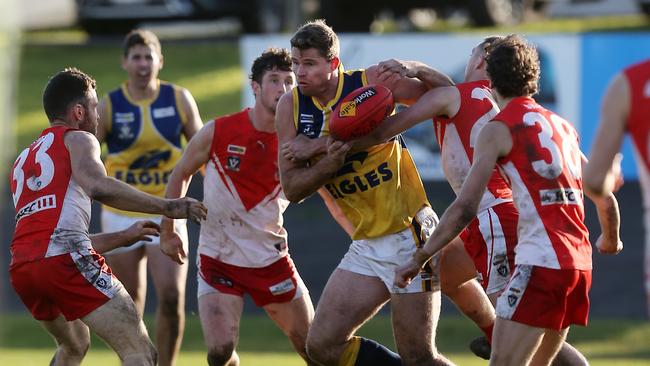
[101, 210, 188, 255]
[338, 207, 441, 294]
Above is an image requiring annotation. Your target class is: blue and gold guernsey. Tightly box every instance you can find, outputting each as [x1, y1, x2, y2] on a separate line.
[103, 80, 187, 217]
[293, 65, 429, 240]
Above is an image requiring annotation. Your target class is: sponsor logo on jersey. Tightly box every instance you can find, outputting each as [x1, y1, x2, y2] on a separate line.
[299, 113, 314, 124]
[16, 194, 56, 221]
[226, 156, 241, 171]
[115, 112, 135, 123]
[539, 188, 581, 206]
[152, 106, 176, 119]
[269, 278, 295, 296]
[227, 144, 247, 155]
[339, 101, 356, 117]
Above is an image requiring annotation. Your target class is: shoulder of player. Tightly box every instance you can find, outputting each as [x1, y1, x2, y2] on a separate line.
[64, 130, 98, 147]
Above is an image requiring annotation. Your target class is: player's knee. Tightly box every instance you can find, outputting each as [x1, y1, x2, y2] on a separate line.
[207, 343, 236, 366]
[158, 291, 182, 317]
[61, 337, 90, 360]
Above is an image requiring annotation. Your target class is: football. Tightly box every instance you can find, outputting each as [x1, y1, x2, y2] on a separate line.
[329, 85, 394, 141]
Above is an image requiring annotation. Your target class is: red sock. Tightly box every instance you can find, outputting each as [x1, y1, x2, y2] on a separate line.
[480, 323, 494, 344]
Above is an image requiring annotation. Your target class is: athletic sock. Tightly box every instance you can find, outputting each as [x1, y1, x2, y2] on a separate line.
[480, 323, 494, 344]
[338, 336, 402, 366]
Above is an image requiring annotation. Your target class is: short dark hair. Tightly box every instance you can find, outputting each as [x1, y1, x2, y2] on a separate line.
[480, 35, 505, 56]
[290, 19, 339, 61]
[250, 48, 292, 84]
[486, 34, 540, 98]
[123, 29, 162, 57]
[42, 67, 96, 122]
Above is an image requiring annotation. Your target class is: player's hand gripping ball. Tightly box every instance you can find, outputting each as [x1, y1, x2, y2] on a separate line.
[330, 85, 394, 141]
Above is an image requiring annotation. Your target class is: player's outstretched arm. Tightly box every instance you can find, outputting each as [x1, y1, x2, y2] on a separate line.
[276, 92, 349, 203]
[376, 59, 455, 90]
[160, 121, 213, 264]
[66, 130, 207, 222]
[350, 85, 459, 150]
[584, 73, 630, 197]
[394, 121, 512, 288]
[91, 220, 160, 254]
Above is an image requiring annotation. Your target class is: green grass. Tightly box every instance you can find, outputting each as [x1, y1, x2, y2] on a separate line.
[1, 314, 649, 365]
[14, 40, 242, 154]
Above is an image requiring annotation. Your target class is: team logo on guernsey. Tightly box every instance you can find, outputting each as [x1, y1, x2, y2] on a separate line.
[226, 156, 241, 171]
[115, 112, 135, 123]
[227, 144, 246, 155]
[152, 106, 176, 119]
[129, 150, 172, 170]
[16, 194, 56, 221]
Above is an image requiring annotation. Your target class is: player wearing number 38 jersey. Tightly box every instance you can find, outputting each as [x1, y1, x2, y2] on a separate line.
[394, 35, 622, 365]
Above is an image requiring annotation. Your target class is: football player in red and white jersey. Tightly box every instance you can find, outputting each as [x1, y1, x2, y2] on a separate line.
[584, 59, 649, 317]
[9, 68, 207, 366]
[362, 37, 591, 364]
[160, 49, 316, 366]
[395, 35, 622, 365]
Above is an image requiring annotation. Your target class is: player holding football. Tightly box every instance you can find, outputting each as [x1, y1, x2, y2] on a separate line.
[276, 19, 494, 366]
[9, 67, 207, 366]
[394, 34, 622, 366]
[160, 48, 317, 366]
[354, 37, 590, 364]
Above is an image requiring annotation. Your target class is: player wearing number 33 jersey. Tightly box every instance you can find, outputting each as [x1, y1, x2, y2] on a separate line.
[10, 125, 121, 321]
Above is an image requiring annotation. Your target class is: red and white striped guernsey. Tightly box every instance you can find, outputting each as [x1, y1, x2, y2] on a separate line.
[434, 80, 512, 212]
[10, 126, 92, 268]
[199, 108, 289, 268]
[494, 97, 591, 270]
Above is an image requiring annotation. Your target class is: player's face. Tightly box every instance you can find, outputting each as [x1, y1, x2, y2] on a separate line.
[256, 67, 295, 114]
[79, 89, 99, 135]
[464, 44, 485, 81]
[122, 44, 163, 89]
[291, 47, 336, 97]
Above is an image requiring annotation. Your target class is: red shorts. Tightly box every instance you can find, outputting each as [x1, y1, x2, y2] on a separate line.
[495, 265, 591, 330]
[10, 249, 121, 321]
[461, 202, 518, 294]
[198, 254, 306, 307]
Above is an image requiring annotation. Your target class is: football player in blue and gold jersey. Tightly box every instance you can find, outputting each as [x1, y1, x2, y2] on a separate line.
[275, 19, 457, 366]
[97, 29, 203, 366]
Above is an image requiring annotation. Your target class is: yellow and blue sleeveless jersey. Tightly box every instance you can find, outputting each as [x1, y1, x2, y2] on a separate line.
[293, 65, 429, 240]
[103, 80, 187, 216]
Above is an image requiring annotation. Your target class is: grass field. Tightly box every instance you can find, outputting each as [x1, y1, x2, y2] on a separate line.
[1, 314, 650, 365]
[6, 15, 650, 366]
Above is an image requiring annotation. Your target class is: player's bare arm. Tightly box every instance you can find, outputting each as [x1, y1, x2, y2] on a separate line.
[276, 92, 350, 202]
[65, 130, 207, 222]
[281, 134, 328, 162]
[584, 73, 630, 197]
[178, 87, 204, 140]
[366, 64, 430, 105]
[377, 59, 455, 90]
[394, 121, 512, 288]
[318, 187, 354, 236]
[583, 156, 623, 255]
[91, 220, 160, 254]
[160, 121, 214, 264]
[351, 85, 460, 150]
